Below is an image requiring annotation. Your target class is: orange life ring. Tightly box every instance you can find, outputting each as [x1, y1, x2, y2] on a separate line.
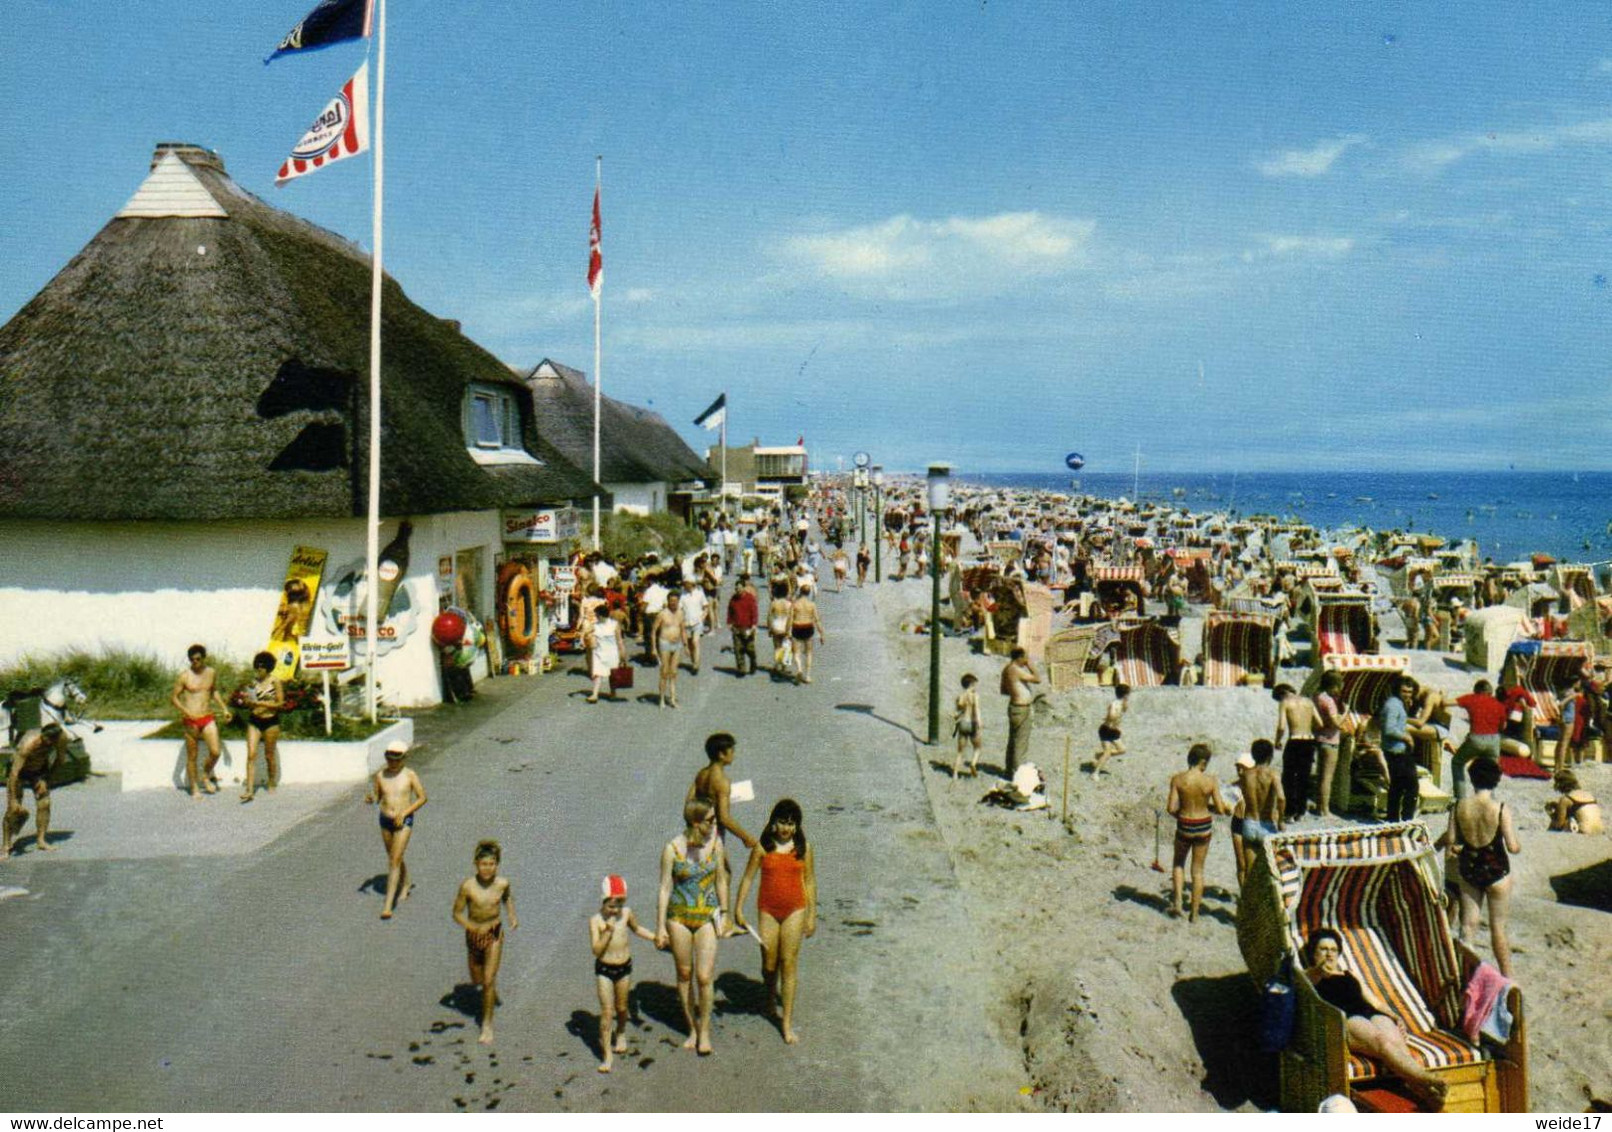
[499, 565, 538, 650]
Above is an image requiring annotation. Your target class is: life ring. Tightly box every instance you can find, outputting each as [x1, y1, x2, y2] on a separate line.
[498, 565, 538, 650]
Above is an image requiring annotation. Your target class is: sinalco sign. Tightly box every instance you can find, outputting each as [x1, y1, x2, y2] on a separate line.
[503, 508, 580, 544]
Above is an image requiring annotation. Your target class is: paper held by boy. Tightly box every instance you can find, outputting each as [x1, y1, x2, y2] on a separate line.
[729, 779, 754, 803]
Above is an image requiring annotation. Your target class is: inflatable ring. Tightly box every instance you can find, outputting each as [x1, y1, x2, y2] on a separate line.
[499, 565, 538, 650]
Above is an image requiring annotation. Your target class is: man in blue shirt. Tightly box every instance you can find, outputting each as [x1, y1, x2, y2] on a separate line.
[1377, 676, 1420, 821]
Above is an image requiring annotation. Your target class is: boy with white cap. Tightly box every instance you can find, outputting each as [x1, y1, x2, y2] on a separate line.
[589, 875, 655, 1072]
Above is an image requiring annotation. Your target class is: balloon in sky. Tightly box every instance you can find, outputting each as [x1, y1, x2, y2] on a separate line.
[1064, 452, 1085, 471]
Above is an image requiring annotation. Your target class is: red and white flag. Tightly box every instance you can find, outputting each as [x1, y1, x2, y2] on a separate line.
[276, 61, 370, 185]
[588, 184, 603, 298]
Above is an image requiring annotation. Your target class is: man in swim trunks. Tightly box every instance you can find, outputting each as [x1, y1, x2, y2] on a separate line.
[171, 644, 231, 797]
[1237, 738, 1284, 879]
[788, 583, 825, 685]
[4, 721, 67, 856]
[366, 742, 427, 919]
[654, 591, 684, 708]
[453, 840, 517, 1045]
[1167, 743, 1229, 923]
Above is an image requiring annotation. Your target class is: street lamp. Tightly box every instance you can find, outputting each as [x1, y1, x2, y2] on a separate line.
[871, 466, 884, 584]
[926, 462, 952, 745]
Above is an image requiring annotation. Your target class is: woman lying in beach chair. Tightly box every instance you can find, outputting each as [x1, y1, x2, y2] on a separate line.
[1238, 822, 1527, 1113]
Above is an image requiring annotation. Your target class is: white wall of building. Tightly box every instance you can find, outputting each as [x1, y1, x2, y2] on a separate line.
[605, 481, 667, 516]
[0, 512, 505, 708]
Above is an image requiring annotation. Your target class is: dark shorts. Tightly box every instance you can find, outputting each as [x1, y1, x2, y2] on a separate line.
[792, 624, 815, 641]
[1099, 725, 1122, 743]
[380, 812, 414, 833]
[595, 957, 632, 982]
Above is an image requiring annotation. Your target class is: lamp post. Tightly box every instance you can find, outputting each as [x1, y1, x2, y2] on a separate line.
[926, 462, 952, 745]
[871, 466, 884, 584]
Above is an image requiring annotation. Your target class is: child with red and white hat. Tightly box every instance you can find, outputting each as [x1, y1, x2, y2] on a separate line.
[588, 875, 656, 1072]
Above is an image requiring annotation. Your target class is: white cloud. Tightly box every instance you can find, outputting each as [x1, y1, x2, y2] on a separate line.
[1255, 134, 1367, 178]
[1404, 117, 1612, 172]
[778, 211, 1096, 300]
[1241, 234, 1355, 262]
[621, 287, 656, 304]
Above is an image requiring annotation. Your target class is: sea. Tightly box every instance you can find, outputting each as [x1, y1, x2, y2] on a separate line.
[961, 471, 1612, 568]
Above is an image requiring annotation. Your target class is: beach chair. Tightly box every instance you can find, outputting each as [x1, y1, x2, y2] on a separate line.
[1499, 640, 1595, 766]
[1044, 625, 1100, 690]
[1311, 592, 1376, 659]
[1301, 654, 1412, 816]
[1238, 823, 1527, 1113]
[1112, 618, 1180, 687]
[1202, 610, 1275, 687]
[1091, 564, 1148, 617]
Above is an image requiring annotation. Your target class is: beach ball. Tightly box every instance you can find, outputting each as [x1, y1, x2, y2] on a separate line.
[432, 611, 467, 648]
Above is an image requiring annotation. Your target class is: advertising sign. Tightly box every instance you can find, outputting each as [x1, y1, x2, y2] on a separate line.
[300, 635, 352, 671]
[269, 545, 328, 679]
[502, 508, 581, 544]
[317, 557, 420, 656]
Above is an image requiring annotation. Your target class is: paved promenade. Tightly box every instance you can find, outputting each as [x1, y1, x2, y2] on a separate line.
[0, 568, 1026, 1112]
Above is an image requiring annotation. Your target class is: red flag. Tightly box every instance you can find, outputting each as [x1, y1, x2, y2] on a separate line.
[588, 185, 602, 298]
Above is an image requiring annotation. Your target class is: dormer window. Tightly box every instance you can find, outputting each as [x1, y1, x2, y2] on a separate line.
[464, 383, 542, 466]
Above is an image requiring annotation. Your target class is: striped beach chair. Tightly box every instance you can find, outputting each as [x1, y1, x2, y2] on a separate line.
[1202, 610, 1275, 687]
[1238, 823, 1528, 1113]
[1499, 639, 1593, 729]
[1112, 619, 1180, 687]
[1312, 593, 1376, 658]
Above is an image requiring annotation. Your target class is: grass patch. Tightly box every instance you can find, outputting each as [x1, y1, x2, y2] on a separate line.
[143, 713, 395, 742]
[0, 647, 254, 720]
[600, 511, 706, 562]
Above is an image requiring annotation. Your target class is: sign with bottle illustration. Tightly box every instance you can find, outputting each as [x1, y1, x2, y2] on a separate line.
[316, 524, 419, 657]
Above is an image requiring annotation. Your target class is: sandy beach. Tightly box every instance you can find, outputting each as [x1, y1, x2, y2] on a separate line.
[874, 576, 1611, 1112]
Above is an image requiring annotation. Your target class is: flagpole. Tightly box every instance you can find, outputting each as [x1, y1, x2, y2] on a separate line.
[365, 0, 387, 722]
[719, 397, 727, 508]
[592, 155, 602, 551]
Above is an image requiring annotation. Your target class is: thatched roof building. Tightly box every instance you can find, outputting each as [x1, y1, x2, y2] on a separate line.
[0, 143, 604, 521]
[523, 360, 714, 492]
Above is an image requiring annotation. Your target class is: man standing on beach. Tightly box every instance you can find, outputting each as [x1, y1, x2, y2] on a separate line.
[1274, 683, 1320, 822]
[1000, 648, 1040, 777]
[1167, 743, 1229, 923]
[1377, 676, 1419, 822]
[726, 577, 759, 677]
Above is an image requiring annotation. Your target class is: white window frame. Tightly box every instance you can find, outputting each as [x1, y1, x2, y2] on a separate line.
[464, 384, 543, 466]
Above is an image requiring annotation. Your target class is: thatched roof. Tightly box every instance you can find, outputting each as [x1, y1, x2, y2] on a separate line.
[524, 360, 714, 488]
[0, 144, 605, 520]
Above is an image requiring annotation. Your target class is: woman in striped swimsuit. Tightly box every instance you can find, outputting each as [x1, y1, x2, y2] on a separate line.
[656, 798, 731, 1055]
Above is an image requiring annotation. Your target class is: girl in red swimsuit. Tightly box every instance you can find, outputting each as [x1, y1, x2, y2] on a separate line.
[734, 798, 817, 1045]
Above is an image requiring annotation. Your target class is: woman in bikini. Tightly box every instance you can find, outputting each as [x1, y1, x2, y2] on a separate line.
[788, 582, 826, 685]
[1436, 757, 1521, 975]
[655, 798, 732, 1054]
[240, 651, 285, 802]
[734, 798, 817, 1044]
[1302, 929, 1449, 1110]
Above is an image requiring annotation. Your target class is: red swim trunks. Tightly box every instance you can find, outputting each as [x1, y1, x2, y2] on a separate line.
[183, 715, 215, 732]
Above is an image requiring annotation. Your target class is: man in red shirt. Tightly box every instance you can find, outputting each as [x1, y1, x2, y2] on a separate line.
[726, 576, 760, 677]
[1453, 679, 1507, 800]
[1498, 682, 1536, 761]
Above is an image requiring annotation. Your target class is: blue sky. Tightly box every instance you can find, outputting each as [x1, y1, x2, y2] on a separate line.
[4, 1, 1612, 473]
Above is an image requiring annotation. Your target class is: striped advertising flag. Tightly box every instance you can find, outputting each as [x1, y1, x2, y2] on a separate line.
[275, 61, 370, 185]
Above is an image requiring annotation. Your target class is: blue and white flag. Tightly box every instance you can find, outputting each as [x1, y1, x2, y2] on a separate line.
[693, 393, 727, 431]
[266, 0, 374, 64]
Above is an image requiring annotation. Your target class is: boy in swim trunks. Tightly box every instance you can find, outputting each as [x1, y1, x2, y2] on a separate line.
[589, 875, 655, 1072]
[1090, 683, 1130, 777]
[453, 840, 518, 1044]
[171, 644, 231, 797]
[366, 742, 427, 919]
[4, 722, 67, 856]
[952, 674, 983, 778]
[1167, 743, 1229, 923]
[1237, 738, 1284, 880]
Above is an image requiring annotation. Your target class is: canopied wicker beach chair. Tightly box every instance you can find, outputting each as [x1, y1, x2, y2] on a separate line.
[1238, 823, 1527, 1113]
[1302, 654, 1409, 814]
[1091, 564, 1149, 617]
[1500, 639, 1594, 764]
[1045, 624, 1100, 690]
[1202, 610, 1275, 687]
[1311, 593, 1377, 658]
[1113, 618, 1180, 687]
